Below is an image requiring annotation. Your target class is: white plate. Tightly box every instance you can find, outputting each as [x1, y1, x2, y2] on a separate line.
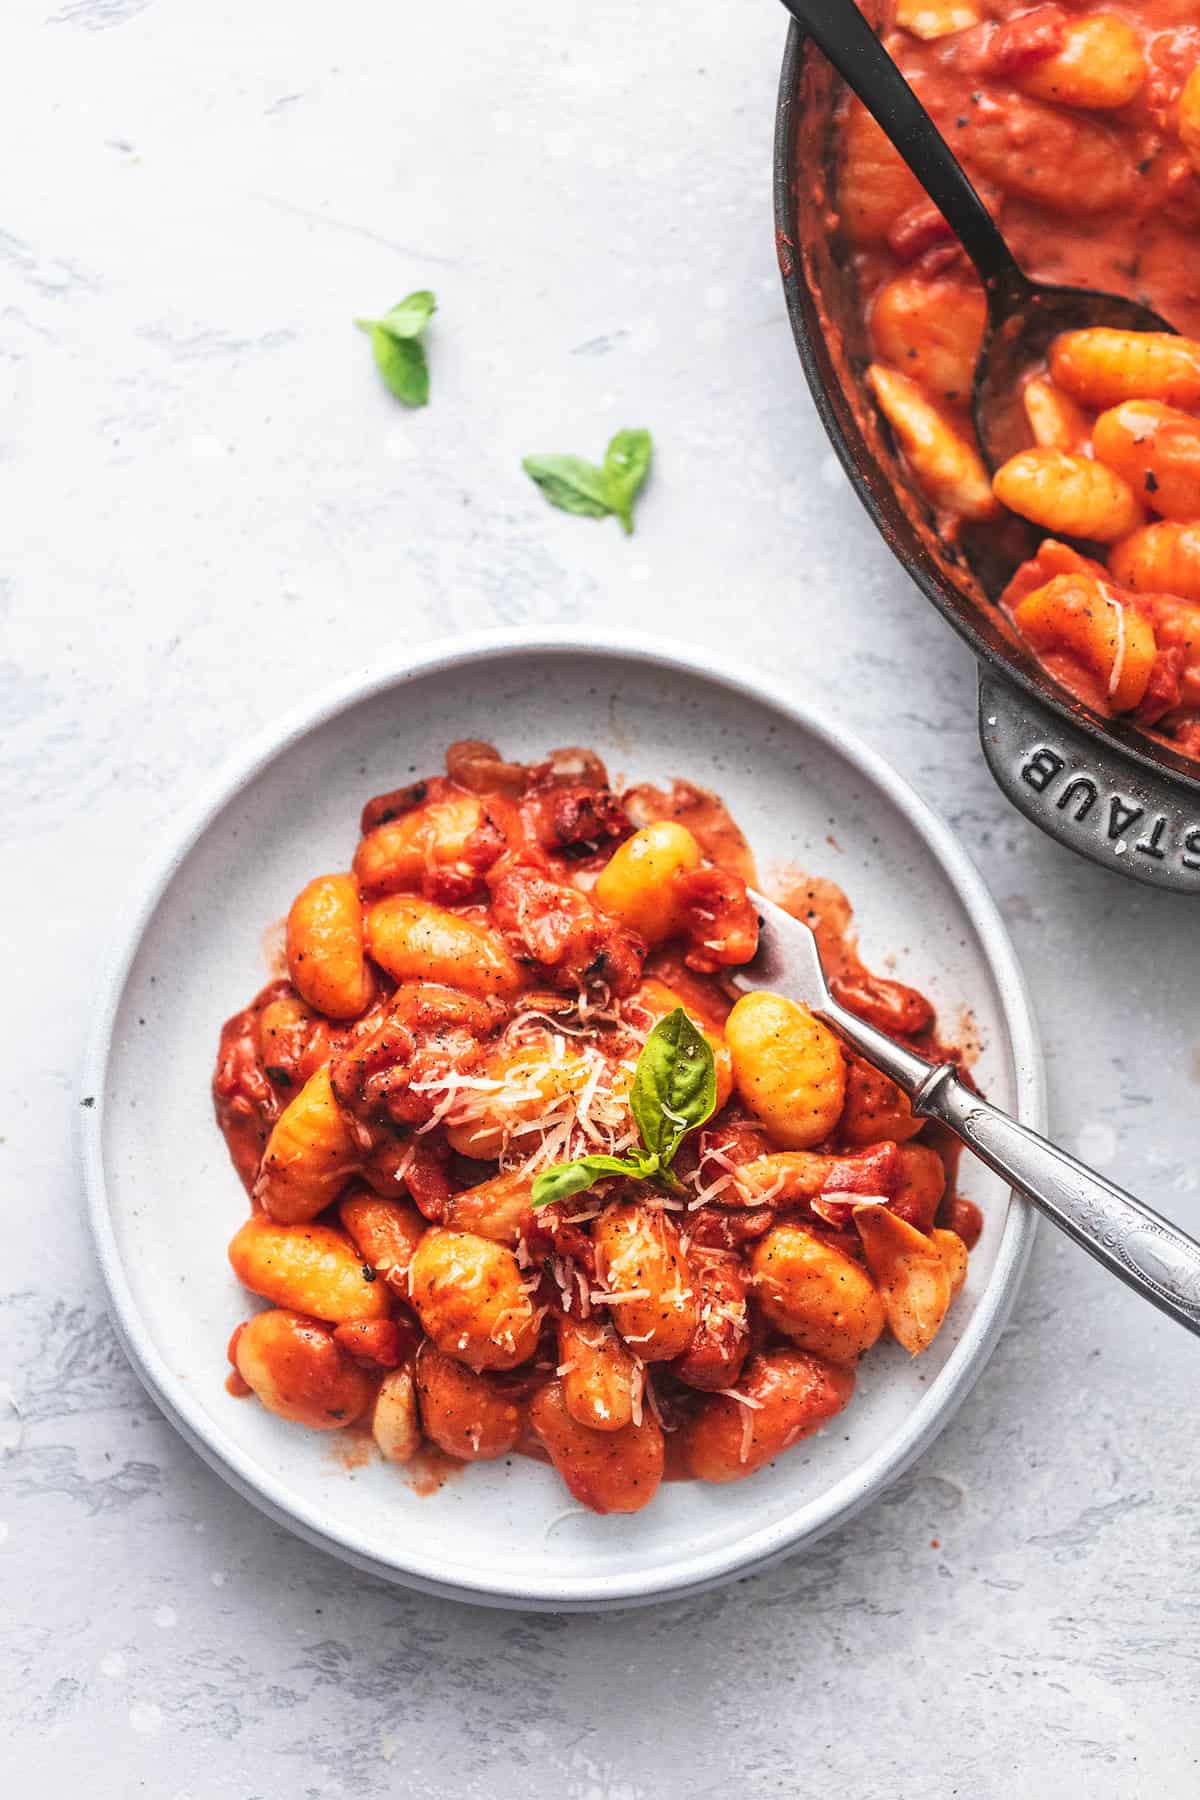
[82, 630, 1042, 1610]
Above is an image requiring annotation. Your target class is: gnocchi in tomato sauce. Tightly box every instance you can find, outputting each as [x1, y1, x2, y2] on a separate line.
[214, 742, 981, 1514]
[840, 1, 1200, 759]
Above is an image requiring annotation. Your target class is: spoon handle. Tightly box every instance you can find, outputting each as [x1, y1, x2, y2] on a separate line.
[779, 0, 1021, 291]
[917, 1067, 1200, 1336]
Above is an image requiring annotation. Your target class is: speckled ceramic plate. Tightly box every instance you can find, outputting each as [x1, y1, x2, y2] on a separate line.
[82, 630, 1042, 1611]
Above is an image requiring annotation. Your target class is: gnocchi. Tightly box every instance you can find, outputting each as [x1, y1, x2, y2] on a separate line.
[867, 364, 996, 521]
[895, 1, 980, 41]
[870, 271, 986, 406]
[233, 1310, 374, 1430]
[592, 821, 702, 943]
[444, 1040, 599, 1161]
[1179, 67, 1200, 177]
[1110, 521, 1200, 600]
[992, 449, 1142, 544]
[228, 1215, 392, 1323]
[1092, 400, 1200, 523]
[750, 1223, 885, 1365]
[1022, 377, 1091, 454]
[214, 743, 980, 1512]
[1050, 330, 1200, 413]
[408, 1229, 541, 1371]
[529, 1380, 665, 1514]
[853, 1205, 952, 1355]
[338, 1189, 427, 1290]
[253, 1064, 361, 1224]
[353, 792, 486, 900]
[365, 895, 523, 997]
[592, 1200, 699, 1363]
[371, 1366, 422, 1463]
[557, 1316, 640, 1432]
[1012, 573, 1156, 712]
[680, 1349, 855, 1484]
[1013, 16, 1146, 111]
[414, 1342, 524, 1459]
[839, 99, 925, 245]
[286, 873, 373, 1020]
[726, 991, 846, 1149]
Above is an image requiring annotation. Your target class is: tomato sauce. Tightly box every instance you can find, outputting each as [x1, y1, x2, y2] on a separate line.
[214, 741, 983, 1514]
[834, 2, 1200, 758]
[856, 6, 1200, 339]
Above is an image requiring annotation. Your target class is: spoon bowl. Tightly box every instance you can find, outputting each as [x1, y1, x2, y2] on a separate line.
[971, 275, 1174, 471]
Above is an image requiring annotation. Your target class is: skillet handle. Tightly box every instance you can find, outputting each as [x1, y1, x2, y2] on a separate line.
[977, 672, 1200, 893]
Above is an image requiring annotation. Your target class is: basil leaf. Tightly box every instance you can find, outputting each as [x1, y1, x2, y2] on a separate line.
[630, 1008, 717, 1167]
[531, 1153, 641, 1210]
[355, 290, 436, 406]
[522, 454, 614, 521]
[367, 329, 429, 407]
[530, 1011, 714, 1211]
[603, 428, 652, 535]
[523, 429, 653, 532]
[377, 290, 437, 340]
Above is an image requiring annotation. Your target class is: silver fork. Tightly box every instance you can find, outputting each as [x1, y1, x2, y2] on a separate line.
[739, 891, 1200, 1338]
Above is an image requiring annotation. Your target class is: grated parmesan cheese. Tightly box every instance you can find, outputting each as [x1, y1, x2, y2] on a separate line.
[414, 1086, 465, 1135]
[716, 1387, 764, 1464]
[686, 1172, 735, 1211]
[642, 1371, 674, 1431]
[1103, 584, 1128, 699]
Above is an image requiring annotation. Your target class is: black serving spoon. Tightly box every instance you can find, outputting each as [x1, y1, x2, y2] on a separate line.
[779, 0, 1174, 468]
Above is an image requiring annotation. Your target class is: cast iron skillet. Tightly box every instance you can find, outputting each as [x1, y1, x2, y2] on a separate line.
[774, 23, 1200, 894]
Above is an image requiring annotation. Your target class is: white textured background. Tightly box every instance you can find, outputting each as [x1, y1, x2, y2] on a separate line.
[5, 0, 1199, 1793]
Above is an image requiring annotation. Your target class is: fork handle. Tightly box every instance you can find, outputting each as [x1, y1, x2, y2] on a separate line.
[815, 991, 1200, 1335]
[918, 1066, 1200, 1335]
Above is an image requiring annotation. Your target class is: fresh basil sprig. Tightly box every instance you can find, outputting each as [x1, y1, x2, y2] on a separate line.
[355, 290, 436, 407]
[523, 427, 652, 534]
[531, 1007, 715, 1209]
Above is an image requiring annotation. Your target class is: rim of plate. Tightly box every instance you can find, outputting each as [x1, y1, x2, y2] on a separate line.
[81, 627, 1043, 1610]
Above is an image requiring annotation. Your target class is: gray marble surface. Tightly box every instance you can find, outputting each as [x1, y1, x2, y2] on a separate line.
[5, 0, 1199, 1792]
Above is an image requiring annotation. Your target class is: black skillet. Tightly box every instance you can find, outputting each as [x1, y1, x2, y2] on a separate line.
[774, 11, 1200, 892]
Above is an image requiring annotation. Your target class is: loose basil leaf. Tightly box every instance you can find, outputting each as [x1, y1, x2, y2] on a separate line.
[630, 1008, 717, 1167]
[523, 428, 653, 532]
[355, 290, 436, 406]
[530, 1153, 643, 1210]
[522, 453, 613, 521]
[603, 428, 652, 535]
[367, 329, 429, 407]
[377, 290, 437, 339]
